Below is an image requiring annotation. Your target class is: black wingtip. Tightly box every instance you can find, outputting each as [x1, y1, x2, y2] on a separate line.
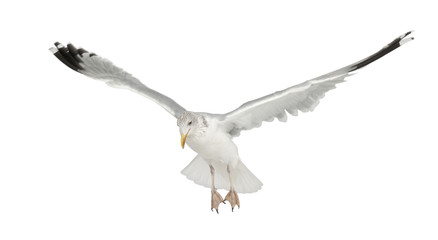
[50, 42, 85, 72]
[350, 31, 414, 71]
[403, 30, 413, 38]
[77, 48, 88, 56]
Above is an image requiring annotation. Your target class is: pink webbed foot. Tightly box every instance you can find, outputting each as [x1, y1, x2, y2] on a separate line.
[211, 189, 224, 213]
[224, 188, 240, 212]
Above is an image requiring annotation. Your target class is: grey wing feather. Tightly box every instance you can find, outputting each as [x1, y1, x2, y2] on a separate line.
[50, 42, 186, 118]
[221, 31, 414, 137]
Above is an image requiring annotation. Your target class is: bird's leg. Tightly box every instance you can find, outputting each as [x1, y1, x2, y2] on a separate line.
[224, 165, 240, 211]
[210, 164, 224, 213]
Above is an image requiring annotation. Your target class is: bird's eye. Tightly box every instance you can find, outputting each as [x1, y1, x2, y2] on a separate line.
[188, 121, 192, 126]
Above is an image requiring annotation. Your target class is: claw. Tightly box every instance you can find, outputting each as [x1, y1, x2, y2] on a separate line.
[211, 207, 220, 214]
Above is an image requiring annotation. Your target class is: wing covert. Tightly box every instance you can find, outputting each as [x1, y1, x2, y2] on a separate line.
[50, 42, 186, 118]
[220, 31, 413, 137]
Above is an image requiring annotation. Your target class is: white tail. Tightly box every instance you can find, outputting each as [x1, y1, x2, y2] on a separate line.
[181, 155, 263, 193]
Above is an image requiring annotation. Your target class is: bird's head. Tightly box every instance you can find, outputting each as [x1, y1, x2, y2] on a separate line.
[177, 112, 208, 149]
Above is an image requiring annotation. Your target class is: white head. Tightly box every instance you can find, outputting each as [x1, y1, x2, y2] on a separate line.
[177, 112, 208, 148]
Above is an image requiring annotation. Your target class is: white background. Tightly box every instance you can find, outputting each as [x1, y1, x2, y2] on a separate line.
[1, 0, 437, 239]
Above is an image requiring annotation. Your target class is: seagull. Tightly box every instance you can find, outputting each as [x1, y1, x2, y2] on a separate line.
[50, 31, 413, 213]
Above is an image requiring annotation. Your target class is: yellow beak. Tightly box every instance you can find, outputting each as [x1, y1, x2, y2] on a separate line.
[181, 129, 191, 149]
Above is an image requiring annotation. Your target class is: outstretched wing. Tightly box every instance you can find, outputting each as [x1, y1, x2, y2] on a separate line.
[220, 31, 414, 137]
[50, 42, 186, 118]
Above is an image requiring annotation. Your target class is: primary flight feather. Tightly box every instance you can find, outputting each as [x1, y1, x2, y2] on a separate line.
[50, 31, 413, 213]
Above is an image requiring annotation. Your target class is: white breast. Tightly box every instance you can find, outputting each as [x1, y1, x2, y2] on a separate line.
[187, 122, 240, 167]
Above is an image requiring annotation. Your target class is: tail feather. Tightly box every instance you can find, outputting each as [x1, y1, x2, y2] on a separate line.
[181, 155, 263, 193]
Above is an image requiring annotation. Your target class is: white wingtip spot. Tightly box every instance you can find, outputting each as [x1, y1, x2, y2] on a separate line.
[49, 47, 58, 54]
[400, 37, 414, 46]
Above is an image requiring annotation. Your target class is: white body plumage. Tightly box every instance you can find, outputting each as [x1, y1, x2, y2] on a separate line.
[177, 112, 263, 193]
[184, 115, 239, 167]
[49, 31, 413, 198]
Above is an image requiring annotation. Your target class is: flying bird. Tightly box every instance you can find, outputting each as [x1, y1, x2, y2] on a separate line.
[50, 31, 413, 213]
